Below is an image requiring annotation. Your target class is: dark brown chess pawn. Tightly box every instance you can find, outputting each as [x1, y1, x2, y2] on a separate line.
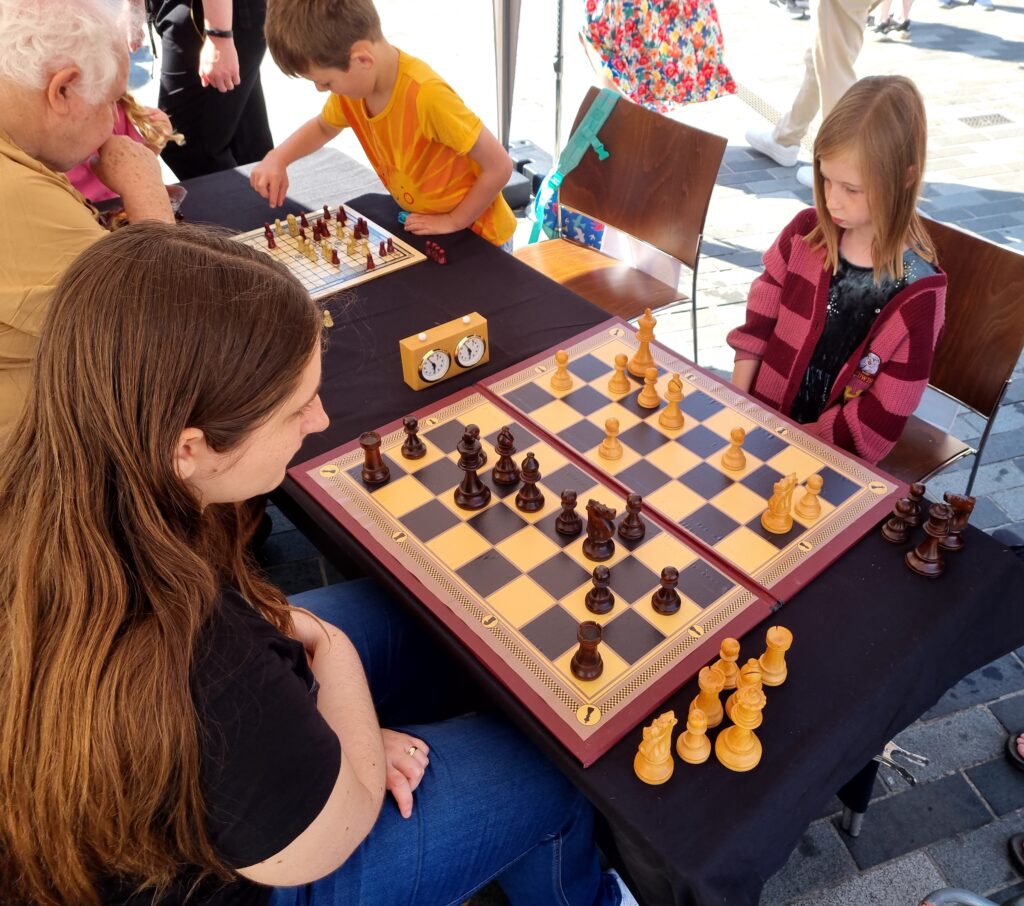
[454, 429, 491, 510]
[940, 492, 975, 552]
[570, 621, 604, 681]
[556, 489, 582, 536]
[881, 497, 914, 544]
[515, 452, 544, 512]
[905, 483, 927, 528]
[651, 566, 681, 615]
[905, 502, 952, 578]
[491, 426, 519, 486]
[466, 424, 487, 468]
[618, 493, 646, 542]
[585, 565, 615, 615]
[400, 416, 426, 459]
[359, 431, 390, 487]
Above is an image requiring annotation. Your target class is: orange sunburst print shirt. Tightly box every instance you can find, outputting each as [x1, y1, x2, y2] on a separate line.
[321, 52, 516, 246]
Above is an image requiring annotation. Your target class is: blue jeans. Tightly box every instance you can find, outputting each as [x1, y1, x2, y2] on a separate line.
[269, 579, 620, 906]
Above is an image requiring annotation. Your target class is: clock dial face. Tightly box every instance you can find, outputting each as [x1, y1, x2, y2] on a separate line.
[455, 334, 487, 368]
[418, 348, 451, 383]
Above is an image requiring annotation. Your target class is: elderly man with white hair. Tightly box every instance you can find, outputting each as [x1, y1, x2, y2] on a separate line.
[0, 0, 174, 439]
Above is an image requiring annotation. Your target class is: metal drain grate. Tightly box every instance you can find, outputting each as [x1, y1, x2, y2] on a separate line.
[959, 113, 1012, 128]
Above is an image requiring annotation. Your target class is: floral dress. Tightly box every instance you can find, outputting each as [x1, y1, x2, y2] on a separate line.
[583, 0, 736, 112]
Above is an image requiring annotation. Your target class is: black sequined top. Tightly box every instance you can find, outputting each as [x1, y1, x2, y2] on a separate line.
[790, 249, 936, 424]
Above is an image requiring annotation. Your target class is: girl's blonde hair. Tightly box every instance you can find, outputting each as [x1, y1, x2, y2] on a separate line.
[807, 75, 935, 282]
[120, 92, 184, 149]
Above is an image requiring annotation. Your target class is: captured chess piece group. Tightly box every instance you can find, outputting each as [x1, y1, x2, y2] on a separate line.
[633, 627, 792, 784]
[880, 482, 976, 578]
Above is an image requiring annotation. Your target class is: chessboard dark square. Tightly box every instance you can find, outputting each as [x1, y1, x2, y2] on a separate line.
[505, 382, 555, 414]
[520, 605, 580, 662]
[484, 422, 539, 454]
[401, 499, 461, 542]
[601, 608, 666, 665]
[745, 514, 807, 549]
[544, 462, 594, 497]
[743, 427, 789, 461]
[457, 550, 521, 597]
[345, 455, 407, 489]
[530, 552, 593, 600]
[740, 464, 786, 500]
[616, 515, 661, 552]
[680, 504, 740, 545]
[616, 460, 673, 497]
[559, 419, 607, 453]
[680, 462, 734, 498]
[568, 353, 609, 383]
[562, 385, 608, 416]
[410, 457, 462, 495]
[608, 557, 661, 603]
[617, 390, 662, 420]
[679, 392, 725, 421]
[423, 420, 468, 455]
[535, 510, 582, 547]
[619, 421, 668, 456]
[467, 503, 529, 544]
[677, 424, 729, 459]
[481, 471, 520, 499]
[815, 467, 861, 506]
[677, 560, 736, 608]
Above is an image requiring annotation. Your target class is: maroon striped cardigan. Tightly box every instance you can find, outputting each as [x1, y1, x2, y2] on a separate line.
[727, 208, 947, 465]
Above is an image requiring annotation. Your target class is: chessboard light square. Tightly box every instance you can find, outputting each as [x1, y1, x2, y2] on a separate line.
[645, 480, 704, 522]
[486, 575, 555, 629]
[496, 527, 562, 573]
[531, 399, 581, 433]
[591, 401, 642, 434]
[792, 491, 836, 528]
[645, 442, 702, 480]
[370, 474, 436, 518]
[709, 482, 769, 525]
[764, 445, 824, 483]
[631, 531, 698, 574]
[554, 644, 631, 697]
[427, 522, 493, 570]
[392, 441, 445, 471]
[715, 525, 780, 574]
[701, 407, 757, 439]
[637, 599, 703, 639]
[582, 442, 643, 477]
[465, 402, 511, 437]
[438, 486, 500, 520]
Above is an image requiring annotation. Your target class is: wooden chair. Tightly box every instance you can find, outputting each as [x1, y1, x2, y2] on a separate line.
[879, 218, 1024, 494]
[514, 87, 727, 362]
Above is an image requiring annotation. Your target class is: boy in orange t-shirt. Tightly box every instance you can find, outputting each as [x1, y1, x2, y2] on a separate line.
[253, 0, 516, 247]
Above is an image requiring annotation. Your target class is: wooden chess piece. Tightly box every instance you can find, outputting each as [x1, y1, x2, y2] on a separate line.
[713, 637, 741, 690]
[599, 417, 623, 461]
[466, 424, 487, 467]
[556, 489, 583, 536]
[491, 426, 520, 486]
[905, 483, 927, 528]
[940, 493, 975, 552]
[608, 353, 631, 394]
[658, 374, 685, 430]
[550, 349, 573, 391]
[585, 565, 615, 615]
[881, 497, 914, 544]
[633, 710, 677, 785]
[359, 431, 390, 487]
[628, 308, 657, 378]
[617, 493, 646, 542]
[676, 707, 712, 765]
[761, 473, 797, 535]
[795, 474, 823, 521]
[715, 685, 767, 772]
[689, 664, 725, 728]
[720, 427, 746, 472]
[583, 499, 617, 561]
[758, 626, 793, 687]
[637, 366, 661, 409]
[454, 429, 491, 510]
[570, 620, 604, 681]
[515, 452, 544, 513]
[400, 416, 426, 459]
[651, 566, 681, 615]
[906, 502, 952, 578]
[725, 659, 763, 721]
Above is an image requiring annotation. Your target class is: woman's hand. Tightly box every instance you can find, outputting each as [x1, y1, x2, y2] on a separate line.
[381, 729, 430, 819]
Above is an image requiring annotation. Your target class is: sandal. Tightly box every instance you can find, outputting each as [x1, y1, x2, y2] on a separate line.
[1007, 731, 1024, 772]
[1009, 834, 1024, 876]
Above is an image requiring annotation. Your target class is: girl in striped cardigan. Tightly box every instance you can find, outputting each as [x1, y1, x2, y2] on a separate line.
[728, 76, 947, 465]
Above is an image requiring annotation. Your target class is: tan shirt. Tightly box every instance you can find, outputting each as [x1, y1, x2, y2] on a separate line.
[0, 128, 105, 436]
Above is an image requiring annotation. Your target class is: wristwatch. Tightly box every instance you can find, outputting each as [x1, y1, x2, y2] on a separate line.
[204, 27, 234, 38]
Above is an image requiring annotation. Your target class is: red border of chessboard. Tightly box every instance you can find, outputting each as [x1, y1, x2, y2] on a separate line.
[483, 318, 905, 604]
[289, 385, 777, 766]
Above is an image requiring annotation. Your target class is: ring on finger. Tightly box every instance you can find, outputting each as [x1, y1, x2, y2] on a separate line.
[406, 745, 418, 757]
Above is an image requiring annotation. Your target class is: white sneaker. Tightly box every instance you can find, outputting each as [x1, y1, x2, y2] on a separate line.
[607, 868, 641, 906]
[796, 165, 814, 188]
[745, 127, 801, 168]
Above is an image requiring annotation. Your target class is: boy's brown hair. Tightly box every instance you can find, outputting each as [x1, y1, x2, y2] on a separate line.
[265, 0, 384, 75]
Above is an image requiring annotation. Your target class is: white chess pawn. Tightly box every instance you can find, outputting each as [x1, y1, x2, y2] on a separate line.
[550, 350, 573, 391]
[599, 417, 623, 461]
[796, 474, 823, 520]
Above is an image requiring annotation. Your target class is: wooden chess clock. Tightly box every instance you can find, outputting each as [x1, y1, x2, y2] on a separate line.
[400, 312, 490, 390]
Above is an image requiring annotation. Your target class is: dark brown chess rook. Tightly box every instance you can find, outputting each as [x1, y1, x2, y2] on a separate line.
[905, 483, 927, 528]
[331, 248, 340, 266]
[570, 621, 604, 681]
[400, 416, 426, 459]
[267, 235, 276, 250]
[359, 432, 390, 487]
[881, 497, 914, 544]
[454, 429, 491, 510]
[491, 426, 519, 486]
[618, 493, 646, 542]
[466, 424, 487, 467]
[322, 204, 331, 221]
[652, 566, 681, 615]
[515, 452, 544, 512]
[337, 205, 347, 224]
[582, 499, 617, 561]
[905, 503, 952, 578]
[940, 492, 975, 552]
[556, 489, 583, 536]
[585, 565, 615, 615]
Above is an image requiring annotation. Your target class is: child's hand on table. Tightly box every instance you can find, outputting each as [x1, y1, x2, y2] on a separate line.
[251, 151, 290, 208]
[403, 211, 459, 236]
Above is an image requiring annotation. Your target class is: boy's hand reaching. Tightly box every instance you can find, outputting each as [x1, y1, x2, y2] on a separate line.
[403, 212, 460, 236]
[250, 151, 290, 208]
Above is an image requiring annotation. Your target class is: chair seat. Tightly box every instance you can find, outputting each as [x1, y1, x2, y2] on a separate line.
[514, 239, 683, 321]
[878, 414, 974, 486]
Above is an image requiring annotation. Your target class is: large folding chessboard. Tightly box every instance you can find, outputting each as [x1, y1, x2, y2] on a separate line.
[291, 319, 903, 765]
[234, 204, 425, 299]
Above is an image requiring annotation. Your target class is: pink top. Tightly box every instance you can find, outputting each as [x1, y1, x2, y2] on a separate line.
[65, 103, 146, 202]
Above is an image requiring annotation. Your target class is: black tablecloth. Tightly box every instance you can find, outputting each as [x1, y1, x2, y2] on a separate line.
[181, 163, 1024, 906]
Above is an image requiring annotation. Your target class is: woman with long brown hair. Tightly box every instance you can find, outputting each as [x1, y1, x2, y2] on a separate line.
[0, 223, 637, 906]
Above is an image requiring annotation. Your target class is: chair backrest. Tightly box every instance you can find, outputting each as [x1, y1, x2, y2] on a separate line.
[559, 86, 727, 269]
[924, 217, 1024, 418]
